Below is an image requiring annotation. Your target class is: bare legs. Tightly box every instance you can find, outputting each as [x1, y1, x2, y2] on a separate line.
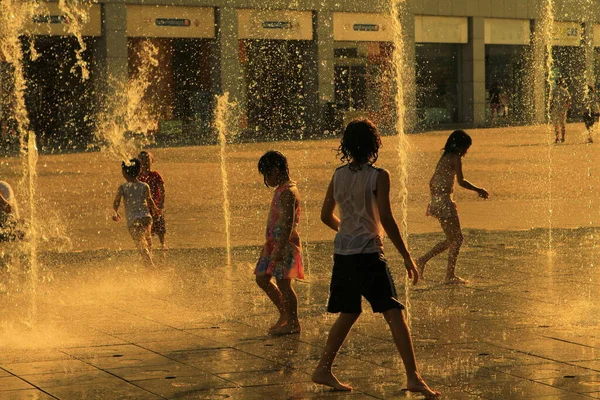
[129, 221, 154, 268]
[417, 214, 467, 284]
[312, 312, 359, 391]
[554, 123, 566, 143]
[312, 310, 439, 398]
[255, 275, 300, 335]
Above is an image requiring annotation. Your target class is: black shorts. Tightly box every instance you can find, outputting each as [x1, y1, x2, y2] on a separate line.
[327, 252, 404, 314]
[583, 112, 596, 129]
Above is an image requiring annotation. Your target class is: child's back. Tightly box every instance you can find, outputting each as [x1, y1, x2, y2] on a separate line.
[120, 181, 151, 226]
[429, 153, 459, 196]
[333, 164, 383, 255]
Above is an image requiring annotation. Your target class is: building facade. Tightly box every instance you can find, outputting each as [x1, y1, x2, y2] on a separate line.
[6, 0, 600, 147]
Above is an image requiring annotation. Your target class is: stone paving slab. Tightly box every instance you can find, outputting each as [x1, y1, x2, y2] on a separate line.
[5, 232, 600, 399]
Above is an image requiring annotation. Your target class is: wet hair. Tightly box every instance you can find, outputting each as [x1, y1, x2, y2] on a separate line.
[337, 119, 381, 168]
[138, 150, 154, 164]
[122, 158, 141, 180]
[443, 130, 472, 155]
[258, 150, 289, 187]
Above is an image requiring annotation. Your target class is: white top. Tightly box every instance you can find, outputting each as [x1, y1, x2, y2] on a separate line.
[333, 164, 384, 255]
[120, 182, 151, 226]
[0, 181, 19, 219]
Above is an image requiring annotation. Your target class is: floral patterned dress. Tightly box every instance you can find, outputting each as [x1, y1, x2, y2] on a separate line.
[255, 182, 304, 279]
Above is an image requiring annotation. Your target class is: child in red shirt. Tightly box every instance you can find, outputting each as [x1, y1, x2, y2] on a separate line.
[138, 151, 167, 250]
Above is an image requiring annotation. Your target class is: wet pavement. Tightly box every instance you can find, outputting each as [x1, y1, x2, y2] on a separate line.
[2, 227, 600, 399]
[2, 124, 600, 398]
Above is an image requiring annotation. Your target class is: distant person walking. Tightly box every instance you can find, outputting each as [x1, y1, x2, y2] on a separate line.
[312, 119, 440, 398]
[550, 79, 571, 143]
[582, 85, 599, 144]
[489, 83, 504, 126]
[417, 130, 488, 284]
[255, 150, 304, 336]
[112, 159, 160, 268]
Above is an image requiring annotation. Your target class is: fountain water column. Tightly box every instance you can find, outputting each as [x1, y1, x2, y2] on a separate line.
[388, 0, 413, 321]
[215, 93, 236, 267]
[0, 0, 43, 322]
[532, 0, 555, 254]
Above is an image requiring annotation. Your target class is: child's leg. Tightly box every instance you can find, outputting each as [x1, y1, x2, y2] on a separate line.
[382, 308, 440, 398]
[255, 275, 286, 330]
[312, 312, 360, 391]
[439, 215, 465, 283]
[270, 278, 300, 334]
[417, 238, 450, 277]
[561, 123, 566, 141]
[129, 222, 154, 268]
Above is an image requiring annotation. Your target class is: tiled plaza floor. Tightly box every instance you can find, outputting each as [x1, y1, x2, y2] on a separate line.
[2, 226, 600, 399]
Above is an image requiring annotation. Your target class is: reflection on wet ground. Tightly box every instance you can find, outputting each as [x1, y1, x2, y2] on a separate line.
[1, 227, 600, 399]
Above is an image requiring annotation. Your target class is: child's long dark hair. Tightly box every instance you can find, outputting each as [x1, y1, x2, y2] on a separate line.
[258, 150, 289, 187]
[443, 130, 472, 155]
[337, 119, 381, 169]
[122, 158, 141, 180]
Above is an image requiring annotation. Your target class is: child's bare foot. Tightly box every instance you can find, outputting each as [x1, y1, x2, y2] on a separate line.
[312, 369, 352, 391]
[269, 322, 301, 336]
[267, 315, 287, 333]
[416, 258, 427, 279]
[407, 376, 440, 398]
[444, 275, 469, 285]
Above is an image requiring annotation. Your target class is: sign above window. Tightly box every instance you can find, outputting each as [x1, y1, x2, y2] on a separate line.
[415, 16, 467, 44]
[333, 13, 393, 42]
[485, 18, 530, 45]
[126, 6, 215, 38]
[552, 21, 581, 46]
[238, 9, 313, 40]
[27, 3, 101, 36]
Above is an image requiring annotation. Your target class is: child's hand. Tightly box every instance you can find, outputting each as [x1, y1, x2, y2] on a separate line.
[477, 188, 489, 199]
[404, 257, 419, 285]
[112, 213, 121, 222]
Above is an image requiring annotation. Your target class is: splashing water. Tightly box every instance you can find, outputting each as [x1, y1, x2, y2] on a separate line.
[0, 0, 44, 324]
[214, 93, 238, 267]
[57, 0, 91, 81]
[94, 39, 159, 160]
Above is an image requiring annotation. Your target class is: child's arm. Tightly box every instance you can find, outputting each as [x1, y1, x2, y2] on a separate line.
[157, 181, 165, 209]
[455, 156, 489, 199]
[320, 177, 340, 232]
[375, 169, 418, 285]
[144, 185, 160, 215]
[271, 188, 296, 262]
[113, 186, 123, 220]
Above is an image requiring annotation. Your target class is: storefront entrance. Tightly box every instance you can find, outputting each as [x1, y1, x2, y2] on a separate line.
[242, 39, 314, 138]
[485, 45, 530, 124]
[415, 43, 461, 126]
[23, 36, 97, 151]
[128, 37, 213, 140]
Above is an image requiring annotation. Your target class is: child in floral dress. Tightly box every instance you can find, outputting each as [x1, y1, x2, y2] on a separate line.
[255, 150, 304, 335]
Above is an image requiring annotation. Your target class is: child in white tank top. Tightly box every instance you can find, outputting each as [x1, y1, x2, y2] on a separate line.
[113, 158, 160, 268]
[312, 119, 439, 398]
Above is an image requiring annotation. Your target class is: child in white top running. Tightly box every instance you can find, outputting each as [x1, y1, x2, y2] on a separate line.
[113, 158, 160, 267]
[312, 119, 439, 398]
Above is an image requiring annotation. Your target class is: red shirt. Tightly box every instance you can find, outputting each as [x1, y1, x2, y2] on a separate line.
[138, 171, 164, 207]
